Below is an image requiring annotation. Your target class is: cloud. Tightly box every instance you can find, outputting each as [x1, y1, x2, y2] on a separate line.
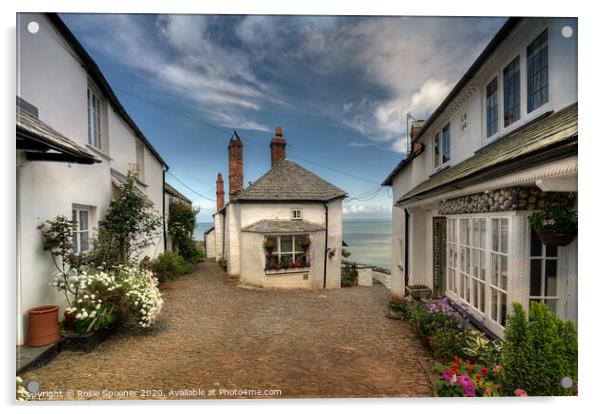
[63, 14, 272, 132]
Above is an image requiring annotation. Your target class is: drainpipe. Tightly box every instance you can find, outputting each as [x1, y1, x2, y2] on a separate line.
[404, 208, 410, 294]
[162, 168, 167, 251]
[323, 202, 329, 289]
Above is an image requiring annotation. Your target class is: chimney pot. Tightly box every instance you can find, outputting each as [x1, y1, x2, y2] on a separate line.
[275, 126, 283, 136]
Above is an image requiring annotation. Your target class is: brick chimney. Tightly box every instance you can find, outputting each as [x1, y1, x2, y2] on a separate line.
[216, 172, 224, 210]
[270, 126, 287, 167]
[409, 120, 425, 153]
[228, 131, 243, 197]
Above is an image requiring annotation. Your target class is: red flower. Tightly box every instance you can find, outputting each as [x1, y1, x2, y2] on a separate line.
[475, 374, 482, 380]
[465, 359, 472, 365]
[467, 365, 474, 373]
[453, 355, 460, 362]
[481, 367, 489, 375]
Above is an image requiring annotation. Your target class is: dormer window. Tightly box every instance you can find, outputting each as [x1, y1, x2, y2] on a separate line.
[291, 209, 302, 220]
[527, 29, 549, 113]
[503, 56, 521, 127]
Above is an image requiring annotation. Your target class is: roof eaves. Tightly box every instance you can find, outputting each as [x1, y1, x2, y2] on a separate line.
[381, 143, 425, 186]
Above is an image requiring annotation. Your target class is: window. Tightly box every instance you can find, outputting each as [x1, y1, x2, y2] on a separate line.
[490, 218, 509, 326]
[291, 209, 302, 220]
[87, 87, 102, 149]
[441, 124, 451, 164]
[265, 235, 309, 269]
[503, 57, 521, 127]
[486, 78, 499, 137]
[72, 207, 90, 253]
[135, 140, 145, 181]
[447, 217, 509, 326]
[527, 29, 549, 113]
[529, 226, 560, 314]
[433, 133, 441, 168]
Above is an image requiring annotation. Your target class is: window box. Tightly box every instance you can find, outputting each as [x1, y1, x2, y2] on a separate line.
[406, 285, 432, 300]
[265, 267, 311, 276]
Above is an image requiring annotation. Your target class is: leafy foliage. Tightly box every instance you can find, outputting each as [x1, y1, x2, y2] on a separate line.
[341, 264, 358, 287]
[152, 251, 192, 283]
[168, 201, 204, 263]
[218, 256, 228, 271]
[93, 171, 162, 267]
[433, 357, 502, 397]
[501, 302, 578, 396]
[528, 207, 577, 233]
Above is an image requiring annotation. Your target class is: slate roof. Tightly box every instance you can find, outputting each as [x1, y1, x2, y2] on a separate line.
[241, 219, 325, 233]
[165, 182, 192, 204]
[17, 107, 100, 164]
[232, 159, 347, 202]
[397, 103, 578, 204]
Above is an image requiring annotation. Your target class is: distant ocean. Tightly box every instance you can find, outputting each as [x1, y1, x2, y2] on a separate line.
[194, 217, 392, 269]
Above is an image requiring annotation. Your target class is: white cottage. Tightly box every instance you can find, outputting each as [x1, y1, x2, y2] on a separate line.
[382, 17, 577, 338]
[16, 13, 169, 345]
[205, 128, 346, 289]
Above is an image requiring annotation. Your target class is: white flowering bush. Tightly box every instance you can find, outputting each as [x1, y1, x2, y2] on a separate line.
[59, 266, 162, 333]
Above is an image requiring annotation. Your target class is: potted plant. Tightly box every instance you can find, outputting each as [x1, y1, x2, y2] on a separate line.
[300, 235, 311, 254]
[387, 295, 406, 319]
[263, 238, 276, 256]
[529, 206, 577, 246]
[406, 285, 432, 300]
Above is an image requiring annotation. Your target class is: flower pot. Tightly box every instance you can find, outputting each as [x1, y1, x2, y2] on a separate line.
[386, 308, 403, 320]
[406, 286, 432, 300]
[535, 228, 577, 247]
[27, 305, 60, 347]
[63, 310, 77, 331]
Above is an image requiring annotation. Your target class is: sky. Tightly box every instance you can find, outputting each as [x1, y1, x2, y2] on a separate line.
[61, 14, 506, 222]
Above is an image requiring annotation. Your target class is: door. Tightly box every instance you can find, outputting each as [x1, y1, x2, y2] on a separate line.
[433, 217, 447, 297]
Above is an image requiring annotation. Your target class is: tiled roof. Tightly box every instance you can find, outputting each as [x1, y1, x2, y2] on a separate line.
[398, 103, 578, 204]
[232, 159, 347, 202]
[16, 107, 100, 164]
[241, 219, 325, 233]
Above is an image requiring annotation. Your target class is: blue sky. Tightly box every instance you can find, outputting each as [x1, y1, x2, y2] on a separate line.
[61, 14, 505, 222]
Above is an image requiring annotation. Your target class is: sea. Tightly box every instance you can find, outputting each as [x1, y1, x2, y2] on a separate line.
[194, 217, 392, 269]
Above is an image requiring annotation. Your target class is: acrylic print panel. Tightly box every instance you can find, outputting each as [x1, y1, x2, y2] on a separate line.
[15, 10, 577, 401]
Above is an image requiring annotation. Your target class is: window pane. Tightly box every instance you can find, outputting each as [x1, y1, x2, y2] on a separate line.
[294, 236, 304, 253]
[530, 226, 542, 256]
[492, 219, 499, 252]
[434, 134, 441, 168]
[530, 259, 543, 296]
[503, 56, 521, 126]
[472, 279, 478, 305]
[80, 231, 89, 252]
[79, 210, 88, 231]
[491, 289, 498, 321]
[545, 259, 558, 296]
[280, 236, 293, 253]
[486, 77, 499, 137]
[479, 283, 486, 312]
[527, 29, 549, 113]
[500, 219, 508, 253]
[480, 251, 486, 280]
[501, 292, 507, 325]
[491, 254, 498, 286]
[442, 125, 451, 163]
[546, 243, 557, 258]
[501, 255, 508, 290]
[480, 219, 486, 248]
[545, 299, 558, 315]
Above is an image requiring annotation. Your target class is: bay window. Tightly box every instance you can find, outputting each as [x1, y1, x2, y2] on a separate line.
[265, 234, 309, 270]
[446, 216, 509, 327]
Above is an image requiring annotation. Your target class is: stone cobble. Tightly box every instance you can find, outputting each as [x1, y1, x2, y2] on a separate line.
[22, 261, 434, 399]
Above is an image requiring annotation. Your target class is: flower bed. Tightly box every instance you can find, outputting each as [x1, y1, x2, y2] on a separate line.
[389, 296, 577, 397]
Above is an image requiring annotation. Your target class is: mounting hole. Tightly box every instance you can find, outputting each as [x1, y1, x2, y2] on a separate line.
[561, 25, 573, 39]
[27, 21, 40, 34]
[560, 376, 573, 389]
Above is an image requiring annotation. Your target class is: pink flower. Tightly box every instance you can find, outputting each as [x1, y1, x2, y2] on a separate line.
[493, 365, 502, 374]
[514, 388, 528, 397]
[441, 369, 454, 381]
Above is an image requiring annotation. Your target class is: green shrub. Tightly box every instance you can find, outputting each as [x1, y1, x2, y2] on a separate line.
[152, 251, 192, 283]
[178, 237, 204, 264]
[341, 264, 358, 287]
[501, 302, 578, 396]
[218, 256, 227, 271]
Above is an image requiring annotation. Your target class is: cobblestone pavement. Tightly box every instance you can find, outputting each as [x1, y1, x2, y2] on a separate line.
[23, 261, 434, 400]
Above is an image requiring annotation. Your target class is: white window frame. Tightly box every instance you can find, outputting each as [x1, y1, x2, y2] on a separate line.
[291, 208, 303, 220]
[528, 225, 562, 317]
[433, 133, 441, 169]
[446, 214, 510, 329]
[527, 28, 549, 114]
[265, 234, 309, 267]
[87, 86, 103, 149]
[72, 206, 91, 254]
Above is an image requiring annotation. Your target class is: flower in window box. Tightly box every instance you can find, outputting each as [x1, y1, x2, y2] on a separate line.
[295, 261, 302, 268]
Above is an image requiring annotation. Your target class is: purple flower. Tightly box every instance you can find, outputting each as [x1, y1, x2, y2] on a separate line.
[442, 369, 454, 381]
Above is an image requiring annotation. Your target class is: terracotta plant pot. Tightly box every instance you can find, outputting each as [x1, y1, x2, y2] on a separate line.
[535, 228, 577, 247]
[27, 305, 60, 347]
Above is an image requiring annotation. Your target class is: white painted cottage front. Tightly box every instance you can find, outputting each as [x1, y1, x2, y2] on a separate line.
[16, 13, 169, 344]
[382, 17, 578, 338]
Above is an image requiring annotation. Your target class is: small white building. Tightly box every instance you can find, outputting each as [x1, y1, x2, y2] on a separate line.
[205, 128, 346, 289]
[382, 17, 578, 338]
[16, 13, 169, 344]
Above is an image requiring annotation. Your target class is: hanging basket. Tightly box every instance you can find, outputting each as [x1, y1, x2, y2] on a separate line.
[535, 228, 577, 247]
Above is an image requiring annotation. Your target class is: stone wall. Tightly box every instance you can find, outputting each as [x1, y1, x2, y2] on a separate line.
[439, 186, 576, 215]
[342, 261, 391, 290]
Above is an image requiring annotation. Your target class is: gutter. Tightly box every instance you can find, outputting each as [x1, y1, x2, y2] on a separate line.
[323, 202, 329, 289]
[404, 208, 410, 292]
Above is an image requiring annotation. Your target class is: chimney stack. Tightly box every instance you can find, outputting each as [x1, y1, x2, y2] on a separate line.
[270, 126, 287, 167]
[216, 172, 224, 210]
[228, 131, 243, 198]
[409, 120, 425, 153]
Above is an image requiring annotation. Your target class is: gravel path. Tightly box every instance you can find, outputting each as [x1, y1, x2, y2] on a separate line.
[23, 261, 434, 400]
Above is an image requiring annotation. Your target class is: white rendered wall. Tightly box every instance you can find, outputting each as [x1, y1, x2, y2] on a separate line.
[205, 229, 216, 259]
